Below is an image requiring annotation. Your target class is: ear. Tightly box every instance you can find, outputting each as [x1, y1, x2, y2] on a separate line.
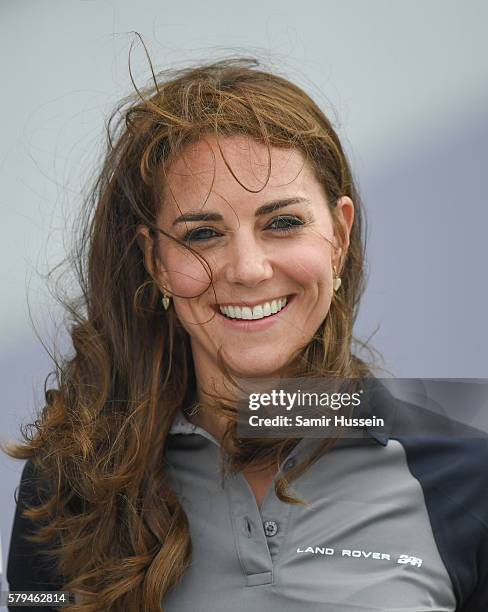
[332, 196, 355, 269]
[136, 224, 170, 290]
[137, 225, 155, 275]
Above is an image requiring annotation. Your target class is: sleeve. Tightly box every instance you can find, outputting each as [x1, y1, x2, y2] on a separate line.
[459, 527, 488, 611]
[395, 418, 488, 611]
[7, 460, 65, 612]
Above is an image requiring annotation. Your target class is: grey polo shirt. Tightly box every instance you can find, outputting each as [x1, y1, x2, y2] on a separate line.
[163, 382, 488, 611]
[7, 382, 488, 611]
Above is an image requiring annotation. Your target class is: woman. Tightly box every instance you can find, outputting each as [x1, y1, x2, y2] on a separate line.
[5, 58, 488, 611]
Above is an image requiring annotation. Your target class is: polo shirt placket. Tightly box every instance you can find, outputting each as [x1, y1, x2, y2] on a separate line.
[167, 408, 315, 588]
[225, 439, 312, 587]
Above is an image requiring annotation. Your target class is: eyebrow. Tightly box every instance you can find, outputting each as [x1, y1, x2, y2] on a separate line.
[171, 197, 311, 226]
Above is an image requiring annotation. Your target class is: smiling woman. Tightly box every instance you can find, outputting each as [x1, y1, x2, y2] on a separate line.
[4, 57, 488, 612]
[138, 135, 354, 385]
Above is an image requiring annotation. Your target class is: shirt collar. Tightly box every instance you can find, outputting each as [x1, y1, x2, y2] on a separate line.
[357, 377, 397, 446]
[169, 407, 221, 446]
[169, 409, 197, 435]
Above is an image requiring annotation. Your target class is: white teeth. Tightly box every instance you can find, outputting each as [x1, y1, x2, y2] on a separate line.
[241, 307, 253, 320]
[252, 305, 264, 319]
[219, 296, 289, 320]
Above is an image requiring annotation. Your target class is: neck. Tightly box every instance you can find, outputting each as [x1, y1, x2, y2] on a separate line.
[187, 341, 293, 446]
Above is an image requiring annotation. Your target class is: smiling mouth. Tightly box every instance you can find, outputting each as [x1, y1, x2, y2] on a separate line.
[214, 295, 294, 321]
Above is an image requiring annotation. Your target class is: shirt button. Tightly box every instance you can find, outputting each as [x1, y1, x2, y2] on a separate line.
[263, 520, 279, 537]
[283, 457, 296, 472]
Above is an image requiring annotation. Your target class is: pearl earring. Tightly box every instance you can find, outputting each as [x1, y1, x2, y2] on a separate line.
[162, 293, 171, 310]
[333, 266, 342, 292]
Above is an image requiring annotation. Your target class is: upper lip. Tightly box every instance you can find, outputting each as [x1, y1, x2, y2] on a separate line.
[215, 294, 292, 309]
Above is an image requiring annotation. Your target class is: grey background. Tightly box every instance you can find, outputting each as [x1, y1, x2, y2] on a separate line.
[1, 0, 487, 588]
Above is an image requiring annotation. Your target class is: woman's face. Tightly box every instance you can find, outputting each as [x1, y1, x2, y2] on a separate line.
[142, 135, 354, 379]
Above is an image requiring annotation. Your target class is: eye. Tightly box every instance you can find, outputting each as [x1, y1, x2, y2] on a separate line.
[183, 227, 221, 243]
[267, 215, 305, 232]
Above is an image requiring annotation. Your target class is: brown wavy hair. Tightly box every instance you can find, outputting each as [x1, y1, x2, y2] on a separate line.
[3, 53, 384, 610]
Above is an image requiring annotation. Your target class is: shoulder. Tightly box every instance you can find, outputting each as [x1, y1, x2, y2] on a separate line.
[389, 397, 488, 611]
[391, 396, 488, 524]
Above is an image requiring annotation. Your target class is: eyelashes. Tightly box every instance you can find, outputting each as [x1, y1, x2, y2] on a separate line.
[268, 215, 306, 232]
[183, 227, 220, 242]
[182, 215, 307, 243]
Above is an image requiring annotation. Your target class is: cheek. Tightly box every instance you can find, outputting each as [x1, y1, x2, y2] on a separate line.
[159, 244, 213, 298]
[280, 241, 332, 289]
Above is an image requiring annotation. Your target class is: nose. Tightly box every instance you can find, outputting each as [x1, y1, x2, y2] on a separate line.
[222, 232, 273, 287]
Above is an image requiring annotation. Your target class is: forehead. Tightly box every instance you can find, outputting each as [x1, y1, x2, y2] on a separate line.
[159, 135, 327, 215]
